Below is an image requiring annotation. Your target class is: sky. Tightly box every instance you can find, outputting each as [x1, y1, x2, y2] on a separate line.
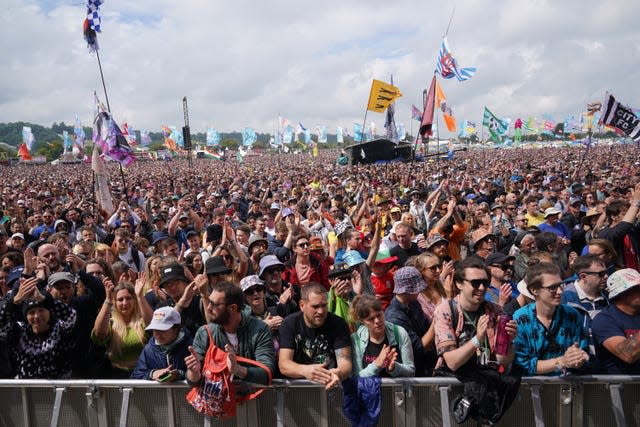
[2, 0, 640, 138]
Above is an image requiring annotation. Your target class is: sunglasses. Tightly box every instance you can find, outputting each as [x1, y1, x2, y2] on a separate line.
[427, 264, 443, 272]
[297, 242, 309, 248]
[582, 270, 608, 278]
[464, 278, 490, 289]
[244, 287, 265, 296]
[491, 264, 513, 272]
[541, 282, 565, 294]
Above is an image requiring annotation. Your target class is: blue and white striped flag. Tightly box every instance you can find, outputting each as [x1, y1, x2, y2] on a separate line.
[317, 126, 327, 143]
[354, 123, 364, 142]
[336, 127, 343, 143]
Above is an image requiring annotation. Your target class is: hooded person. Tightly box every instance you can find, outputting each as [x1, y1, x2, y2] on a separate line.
[0, 277, 77, 378]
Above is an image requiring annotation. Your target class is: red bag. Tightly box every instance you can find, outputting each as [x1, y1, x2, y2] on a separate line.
[186, 325, 272, 418]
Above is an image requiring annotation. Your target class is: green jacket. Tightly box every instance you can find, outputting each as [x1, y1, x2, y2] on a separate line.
[192, 312, 275, 385]
[351, 321, 415, 378]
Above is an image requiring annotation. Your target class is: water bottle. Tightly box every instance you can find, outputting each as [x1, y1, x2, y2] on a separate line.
[495, 314, 512, 356]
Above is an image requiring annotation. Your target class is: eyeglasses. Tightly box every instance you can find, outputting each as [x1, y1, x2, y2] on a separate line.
[297, 242, 309, 248]
[464, 279, 490, 289]
[427, 264, 443, 272]
[541, 282, 566, 294]
[244, 287, 265, 296]
[582, 270, 608, 278]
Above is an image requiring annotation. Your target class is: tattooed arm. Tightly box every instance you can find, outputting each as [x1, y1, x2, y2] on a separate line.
[603, 334, 640, 365]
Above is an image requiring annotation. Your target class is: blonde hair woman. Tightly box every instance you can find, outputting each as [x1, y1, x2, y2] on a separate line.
[91, 276, 153, 378]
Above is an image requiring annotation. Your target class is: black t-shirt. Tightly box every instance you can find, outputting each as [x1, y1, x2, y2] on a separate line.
[390, 243, 421, 267]
[279, 311, 350, 370]
[362, 337, 401, 378]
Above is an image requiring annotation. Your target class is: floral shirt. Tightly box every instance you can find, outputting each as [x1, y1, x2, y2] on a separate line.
[513, 303, 589, 376]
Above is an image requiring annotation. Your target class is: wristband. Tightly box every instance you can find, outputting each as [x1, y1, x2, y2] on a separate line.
[471, 336, 481, 349]
[104, 301, 113, 307]
[555, 358, 564, 371]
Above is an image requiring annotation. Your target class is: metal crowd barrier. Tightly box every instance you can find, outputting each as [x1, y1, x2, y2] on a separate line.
[0, 376, 639, 427]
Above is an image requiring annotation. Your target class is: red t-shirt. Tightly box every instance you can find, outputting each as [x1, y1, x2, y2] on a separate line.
[371, 271, 395, 309]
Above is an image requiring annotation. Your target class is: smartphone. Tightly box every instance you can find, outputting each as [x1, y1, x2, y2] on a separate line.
[158, 373, 172, 382]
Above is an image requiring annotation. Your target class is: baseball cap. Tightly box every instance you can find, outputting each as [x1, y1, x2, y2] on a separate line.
[240, 275, 266, 292]
[11, 233, 24, 240]
[145, 307, 182, 331]
[374, 248, 397, 264]
[606, 268, 640, 300]
[390, 207, 401, 214]
[282, 207, 294, 217]
[543, 207, 562, 218]
[516, 279, 535, 300]
[48, 272, 76, 288]
[393, 266, 426, 294]
[484, 252, 515, 267]
[158, 264, 189, 288]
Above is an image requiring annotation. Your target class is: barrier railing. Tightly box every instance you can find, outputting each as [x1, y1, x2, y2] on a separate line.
[1, 376, 639, 427]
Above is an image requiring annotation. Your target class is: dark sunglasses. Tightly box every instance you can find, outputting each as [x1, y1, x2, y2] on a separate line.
[427, 264, 443, 272]
[244, 286, 265, 296]
[465, 279, 490, 289]
[541, 282, 565, 294]
[297, 242, 309, 248]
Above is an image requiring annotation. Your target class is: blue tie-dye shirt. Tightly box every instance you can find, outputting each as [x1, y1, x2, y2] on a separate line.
[513, 303, 590, 376]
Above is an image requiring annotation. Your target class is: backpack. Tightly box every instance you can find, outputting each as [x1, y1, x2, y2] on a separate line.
[186, 325, 272, 418]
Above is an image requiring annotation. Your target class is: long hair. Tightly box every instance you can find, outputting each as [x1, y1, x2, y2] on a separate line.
[108, 283, 147, 359]
[143, 254, 163, 293]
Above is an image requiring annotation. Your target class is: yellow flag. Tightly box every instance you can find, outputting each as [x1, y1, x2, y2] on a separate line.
[367, 79, 402, 113]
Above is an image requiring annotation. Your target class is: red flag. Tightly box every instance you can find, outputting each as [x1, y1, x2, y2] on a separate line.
[18, 143, 32, 160]
[419, 76, 437, 137]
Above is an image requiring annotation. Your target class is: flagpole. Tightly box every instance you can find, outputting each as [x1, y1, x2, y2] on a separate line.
[93, 44, 129, 205]
[436, 107, 440, 161]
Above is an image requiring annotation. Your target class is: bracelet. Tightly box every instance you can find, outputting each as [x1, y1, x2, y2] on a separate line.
[555, 358, 564, 371]
[104, 301, 113, 307]
[471, 336, 481, 349]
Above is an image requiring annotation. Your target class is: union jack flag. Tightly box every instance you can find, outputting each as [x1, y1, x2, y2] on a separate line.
[435, 37, 476, 82]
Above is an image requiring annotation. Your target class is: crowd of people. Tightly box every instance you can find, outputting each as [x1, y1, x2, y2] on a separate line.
[1, 143, 640, 421]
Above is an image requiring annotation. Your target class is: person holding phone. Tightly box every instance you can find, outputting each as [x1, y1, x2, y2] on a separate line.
[131, 307, 193, 382]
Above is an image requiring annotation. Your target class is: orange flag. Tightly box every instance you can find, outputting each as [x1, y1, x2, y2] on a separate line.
[434, 80, 457, 132]
[18, 143, 32, 160]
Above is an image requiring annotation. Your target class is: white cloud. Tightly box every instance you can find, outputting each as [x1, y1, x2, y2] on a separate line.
[1, 0, 639, 138]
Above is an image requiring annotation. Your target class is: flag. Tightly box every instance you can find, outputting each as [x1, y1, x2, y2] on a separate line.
[22, 126, 35, 151]
[91, 143, 115, 213]
[600, 92, 640, 141]
[298, 122, 307, 132]
[63, 131, 72, 151]
[207, 128, 220, 146]
[354, 123, 364, 142]
[169, 126, 184, 148]
[17, 144, 32, 161]
[366, 122, 375, 141]
[396, 123, 406, 140]
[203, 148, 223, 160]
[384, 76, 399, 142]
[366, 79, 402, 113]
[435, 80, 456, 132]
[411, 105, 423, 121]
[283, 125, 293, 144]
[140, 129, 151, 146]
[161, 125, 176, 150]
[92, 93, 135, 167]
[74, 115, 86, 148]
[524, 117, 537, 133]
[336, 127, 344, 143]
[304, 129, 311, 144]
[419, 75, 437, 137]
[83, 0, 103, 52]
[316, 126, 327, 143]
[435, 37, 477, 82]
[242, 127, 256, 146]
[483, 107, 509, 144]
